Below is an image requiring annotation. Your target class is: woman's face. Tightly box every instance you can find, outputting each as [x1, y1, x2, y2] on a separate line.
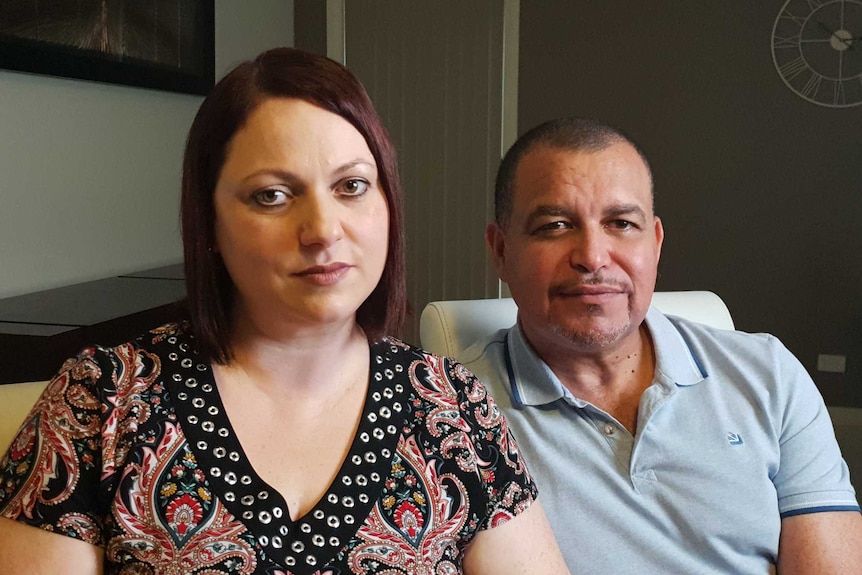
[213, 97, 389, 333]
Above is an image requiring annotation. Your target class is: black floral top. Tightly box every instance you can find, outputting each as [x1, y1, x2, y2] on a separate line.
[0, 323, 536, 574]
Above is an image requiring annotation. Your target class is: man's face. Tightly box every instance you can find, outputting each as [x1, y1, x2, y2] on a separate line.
[487, 142, 663, 356]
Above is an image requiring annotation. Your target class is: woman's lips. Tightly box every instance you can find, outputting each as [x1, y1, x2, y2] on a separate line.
[294, 263, 352, 285]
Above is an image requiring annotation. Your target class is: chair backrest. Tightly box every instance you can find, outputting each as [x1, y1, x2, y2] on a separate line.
[0, 380, 49, 454]
[419, 290, 734, 358]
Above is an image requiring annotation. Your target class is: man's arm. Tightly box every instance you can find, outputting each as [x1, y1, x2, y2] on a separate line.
[777, 511, 862, 574]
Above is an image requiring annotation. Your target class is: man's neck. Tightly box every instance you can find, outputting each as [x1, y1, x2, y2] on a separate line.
[526, 323, 656, 434]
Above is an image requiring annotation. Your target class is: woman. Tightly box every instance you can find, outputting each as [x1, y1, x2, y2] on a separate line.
[0, 48, 568, 574]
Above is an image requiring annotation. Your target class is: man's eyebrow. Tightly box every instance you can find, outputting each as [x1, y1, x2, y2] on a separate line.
[605, 203, 647, 219]
[524, 205, 569, 227]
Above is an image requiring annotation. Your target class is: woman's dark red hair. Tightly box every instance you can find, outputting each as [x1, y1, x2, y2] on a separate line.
[181, 47, 407, 362]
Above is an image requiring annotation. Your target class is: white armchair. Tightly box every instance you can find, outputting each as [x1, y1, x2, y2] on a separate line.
[419, 290, 734, 358]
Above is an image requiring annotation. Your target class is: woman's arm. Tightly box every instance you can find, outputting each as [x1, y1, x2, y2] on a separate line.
[462, 500, 570, 575]
[0, 517, 104, 573]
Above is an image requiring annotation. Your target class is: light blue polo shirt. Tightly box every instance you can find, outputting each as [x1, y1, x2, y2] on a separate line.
[461, 306, 859, 574]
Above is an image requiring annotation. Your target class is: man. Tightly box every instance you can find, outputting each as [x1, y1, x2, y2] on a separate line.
[461, 117, 862, 573]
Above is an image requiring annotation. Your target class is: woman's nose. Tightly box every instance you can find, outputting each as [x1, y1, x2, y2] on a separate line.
[298, 193, 343, 247]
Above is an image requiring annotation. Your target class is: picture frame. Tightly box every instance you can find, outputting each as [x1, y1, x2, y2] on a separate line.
[0, 1, 214, 96]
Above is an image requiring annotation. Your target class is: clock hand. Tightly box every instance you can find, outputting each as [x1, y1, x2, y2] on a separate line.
[816, 21, 856, 49]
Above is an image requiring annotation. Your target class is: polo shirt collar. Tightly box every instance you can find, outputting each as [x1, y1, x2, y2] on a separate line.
[506, 306, 707, 408]
[645, 306, 708, 387]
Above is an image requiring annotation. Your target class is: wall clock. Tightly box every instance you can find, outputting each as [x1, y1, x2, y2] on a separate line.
[772, 0, 862, 107]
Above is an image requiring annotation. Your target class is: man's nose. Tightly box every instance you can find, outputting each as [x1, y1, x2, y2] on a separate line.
[298, 192, 343, 247]
[570, 227, 610, 273]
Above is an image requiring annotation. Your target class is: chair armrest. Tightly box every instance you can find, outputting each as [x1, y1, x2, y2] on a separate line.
[0, 380, 50, 454]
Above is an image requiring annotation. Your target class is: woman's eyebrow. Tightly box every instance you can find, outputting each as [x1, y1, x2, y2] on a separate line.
[332, 158, 377, 176]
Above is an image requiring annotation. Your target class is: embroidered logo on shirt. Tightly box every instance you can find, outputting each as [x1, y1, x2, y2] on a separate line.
[727, 432, 744, 446]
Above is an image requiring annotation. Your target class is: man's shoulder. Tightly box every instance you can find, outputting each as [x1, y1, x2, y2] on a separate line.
[653, 309, 810, 403]
[656, 310, 786, 360]
[457, 327, 512, 392]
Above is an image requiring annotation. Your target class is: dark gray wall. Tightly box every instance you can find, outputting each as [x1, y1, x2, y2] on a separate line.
[294, 0, 327, 57]
[519, 1, 862, 406]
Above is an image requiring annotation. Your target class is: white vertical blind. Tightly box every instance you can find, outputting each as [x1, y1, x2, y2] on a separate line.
[344, 1, 508, 342]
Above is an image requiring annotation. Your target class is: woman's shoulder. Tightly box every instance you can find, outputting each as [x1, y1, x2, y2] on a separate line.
[83, 321, 192, 359]
[374, 336, 492, 417]
[372, 335, 459, 366]
[51, 321, 195, 396]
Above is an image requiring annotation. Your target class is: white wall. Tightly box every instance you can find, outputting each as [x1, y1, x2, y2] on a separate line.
[0, 0, 293, 299]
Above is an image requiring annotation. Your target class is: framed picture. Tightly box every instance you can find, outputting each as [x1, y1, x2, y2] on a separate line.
[0, 1, 214, 96]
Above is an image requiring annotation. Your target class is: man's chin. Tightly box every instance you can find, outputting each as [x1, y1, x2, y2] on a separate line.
[548, 319, 631, 350]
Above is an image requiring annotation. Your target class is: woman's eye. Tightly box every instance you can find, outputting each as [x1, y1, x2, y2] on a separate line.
[341, 179, 369, 196]
[253, 189, 288, 206]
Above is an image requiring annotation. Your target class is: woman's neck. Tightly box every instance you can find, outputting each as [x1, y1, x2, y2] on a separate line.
[220, 310, 369, 396]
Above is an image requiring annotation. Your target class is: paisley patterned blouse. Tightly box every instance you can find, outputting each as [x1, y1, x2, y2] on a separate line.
[0, 323, 536, 574]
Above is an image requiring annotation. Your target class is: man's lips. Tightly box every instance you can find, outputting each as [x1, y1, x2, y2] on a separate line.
[552, 283, 627, 299]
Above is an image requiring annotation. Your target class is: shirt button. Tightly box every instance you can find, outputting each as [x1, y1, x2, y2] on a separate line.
[604, 423, 615, 435]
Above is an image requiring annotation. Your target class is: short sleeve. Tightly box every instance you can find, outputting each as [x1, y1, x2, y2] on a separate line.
[444, 358, 539, 530]
[770, 337, 860, 517]
[0, 348, 113, 545]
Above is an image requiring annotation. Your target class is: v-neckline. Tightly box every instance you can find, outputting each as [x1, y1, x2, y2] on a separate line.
[167, 333, 410, 572]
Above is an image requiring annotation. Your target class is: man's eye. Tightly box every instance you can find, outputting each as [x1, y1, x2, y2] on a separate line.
[342, 179, 369, 196]
[253, 189, 289, 206]
[610, 220, 636, 230]
[534, 221, 570, 233]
